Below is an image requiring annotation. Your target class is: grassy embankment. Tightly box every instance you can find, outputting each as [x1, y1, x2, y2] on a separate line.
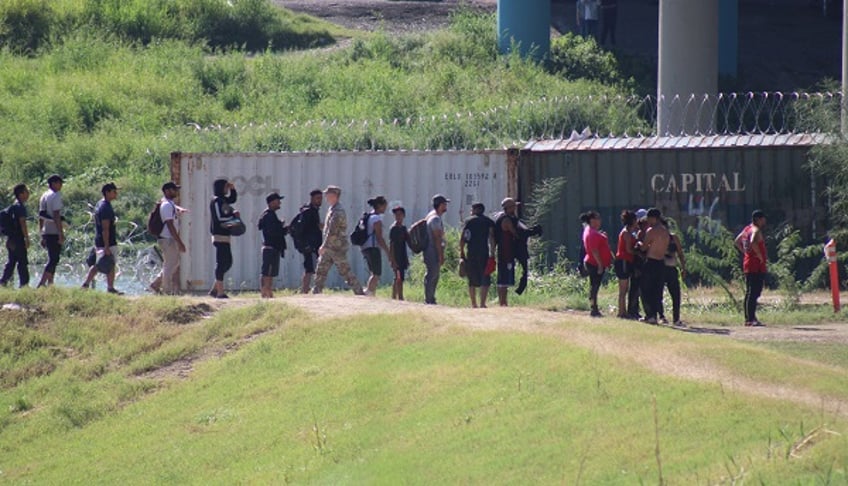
[0, 288, 846, 483]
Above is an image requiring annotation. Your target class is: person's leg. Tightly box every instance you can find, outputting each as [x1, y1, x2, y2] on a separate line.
[480, 285, 490, 308]
[38, 236, 60, 287]
[744, 273, 754, 323]
[301, 251, 315, 294]
[17, 244, 29, 288]
[468, 285, 477, 308]
[750, 273, 765, 323]
[666, 266, 681, 323]
[160, 239, 180, 295]
[335, 251, 364, 295]
[311, 253, 333, 294]
[1, 242, 16, 285]
[82, 264, 97, 288]
[628, 273, 641, 317]
[617, 279, 628, 317]
[364, 249, 380, 295]
[423, 250, 439, 304]
[397, 269, 405, 301]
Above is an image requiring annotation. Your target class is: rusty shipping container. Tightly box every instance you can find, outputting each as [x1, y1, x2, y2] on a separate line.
[518, 134, 829, 262]
[172, 151, 512, 291]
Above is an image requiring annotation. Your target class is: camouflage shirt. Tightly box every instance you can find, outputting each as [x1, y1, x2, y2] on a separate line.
[322, 202, 349, 252]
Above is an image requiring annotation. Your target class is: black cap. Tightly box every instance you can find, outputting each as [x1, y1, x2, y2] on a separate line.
[162, 181, 180, 192]
[471, 202, 485, 213]
[47, 174, 63, 185]
[391, 205, 405, 214]
[647, 207, 662, 219]
[101, 182, 118, 195]
[432, 194, 450, 206]
[266, 192, 284, 204]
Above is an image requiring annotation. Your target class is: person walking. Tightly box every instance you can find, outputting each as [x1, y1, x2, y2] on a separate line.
[494, 198, 520, 307]
[209, 179, 238, 299]
[389, 205, 409, 301]
[576, 0, 601, 40]
[459, 202, 495, 308]
[423, 194, 449, 305]
[581, 211, 612, 317]
[1, 184, 31, 288]
[290, 189, 323, 294]
[312, 185, 365, 295]
[636, 208, 670, 325]
[614, 210, 637, 318]
[659, 219, 686, 326]
[36, 174, 65, 288]
[258, 192, 286, 299]
[361, 196, 393, 296]
[600, 0, 618, 46]
[735, 210, 768, 327]
[81, 183, 123, 294]
[151, 182, 186, 295]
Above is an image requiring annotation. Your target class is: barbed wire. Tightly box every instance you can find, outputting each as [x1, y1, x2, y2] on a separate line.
[179, 91, 842, 151]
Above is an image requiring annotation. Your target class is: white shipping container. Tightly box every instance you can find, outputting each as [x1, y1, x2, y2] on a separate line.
[174, 151, 511, 291]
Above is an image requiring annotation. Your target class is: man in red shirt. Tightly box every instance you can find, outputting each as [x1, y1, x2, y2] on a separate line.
[735, 210, 767, 327]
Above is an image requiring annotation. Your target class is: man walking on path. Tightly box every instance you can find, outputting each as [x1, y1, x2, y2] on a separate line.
[460, 202, 495, 308]
[36, 174, 65, 288]
[1, 184, 31, 288]
[494, 198, 520, 307]
[637, 208, 670, 325]
[151, 182, 186, 295]
[311, 185, 365, 295]
[423, 194, 449, 305]
[259, 192, 286, 299]
[82, 183, 123, 294]
[296, 189, 323, 294]
[735, 210, 768, 327]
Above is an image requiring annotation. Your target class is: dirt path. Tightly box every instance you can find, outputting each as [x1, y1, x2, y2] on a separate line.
[279, 294, 848, 418]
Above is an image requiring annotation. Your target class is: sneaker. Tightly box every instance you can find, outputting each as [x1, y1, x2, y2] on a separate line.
[659, 317, 669, 325]
[81, 283, 90, 289]
[215, 293, 230, 299]
[208, 289, 218, 298]
[672, 320, 687, 328]
[107, 288, 125, 296]
[750, 320, 766, 327]
[354, 288, 366, 296]
[640, 317, 659, 325]
[590, 309, 603, 318]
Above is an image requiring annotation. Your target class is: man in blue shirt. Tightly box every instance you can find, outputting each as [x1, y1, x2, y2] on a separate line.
[1, 184, 31, 288]
[82, 183, 123, 294]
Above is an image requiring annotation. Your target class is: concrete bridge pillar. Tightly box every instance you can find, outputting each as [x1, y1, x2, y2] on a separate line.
[497, 0, 551, 61]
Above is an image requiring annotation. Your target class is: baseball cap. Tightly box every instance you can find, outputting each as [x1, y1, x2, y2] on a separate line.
[47, 174, 63, 185]
[266, 192, 284, 204]
[101, 182, 118, 194]
[323, 185, 341, 196]
[635, 208, 648, 220]
[162, 181, 181, 192]
[391, 205, 405, 214]
[471, 202, 486, 213]
[432, 194, 450, 206]
[501, 197, 520, 209]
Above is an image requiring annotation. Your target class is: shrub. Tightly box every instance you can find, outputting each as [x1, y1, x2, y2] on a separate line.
[0, 0, 56, 54]
[548, 33, 625, 87]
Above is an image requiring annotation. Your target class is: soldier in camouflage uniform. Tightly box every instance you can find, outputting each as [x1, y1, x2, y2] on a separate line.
[311, 185, 365, 295]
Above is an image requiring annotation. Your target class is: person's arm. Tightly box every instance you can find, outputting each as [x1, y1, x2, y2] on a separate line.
[225, 184, 237, 204]
[751, 227, 766, 263]
[488, 227, 496, 257]
[624, 231, 635, 255]
[52, 208, 64, 245]
[459, 225, 467, 260]
[734, 229, 747, 253]
[432, 224, 445, 265]
[374, 220, 394, 266]
[102, 219, 112, 255]
[18, 211, 29, 249]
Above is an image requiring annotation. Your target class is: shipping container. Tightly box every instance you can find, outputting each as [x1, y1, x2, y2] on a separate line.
[172, 151, 511, 291]
[518, 134, 829, 263]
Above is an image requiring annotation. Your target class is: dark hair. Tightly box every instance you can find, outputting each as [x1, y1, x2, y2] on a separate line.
[620, 209, 636, 226]
[310, 189, 322, 197]
[13, 184, 28, 198]
[213, 178, 228, 197]
[367, 196, 388, 208]
[647, 207, 662, 219]
[752, 209, 765, 221]
[580, 210, 600, 224]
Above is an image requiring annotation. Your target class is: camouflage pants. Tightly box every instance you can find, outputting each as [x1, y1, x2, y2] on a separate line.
[312, 248, 363, 294]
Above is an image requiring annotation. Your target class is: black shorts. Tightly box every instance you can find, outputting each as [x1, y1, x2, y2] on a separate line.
[302, 250, 317, 274]
[393, 268, 406, 282]
[497, 258, 515, 287]
[466, 255, 490, 288]
[614, 259, 633, 280]
[362, 247, 382, 276]
[262, 248, 281, 277]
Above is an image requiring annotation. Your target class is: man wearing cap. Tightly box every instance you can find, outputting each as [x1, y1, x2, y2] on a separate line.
[312, 185, 365, 295]
[423, 194, 449, 305]
[258, 192, 287, 299]
[151, 182, 186, 295]
[459, 202, 495, 308]
[493, 197, 520, 306]
[296, 189, 323, 294]
[735, 210, 768, 326]
[81, 183, 123, 294]
[36, 174, 65, 288]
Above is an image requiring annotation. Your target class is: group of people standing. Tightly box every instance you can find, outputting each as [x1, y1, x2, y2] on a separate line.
[581, 207, 768, 327]
[575, 0, 618, 46]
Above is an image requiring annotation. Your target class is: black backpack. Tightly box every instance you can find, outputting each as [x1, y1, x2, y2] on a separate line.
[289, 206, 309, 252]
[350, 212, 371, 246]
[147, 202, 164, 237]
[0, 206, 14, 237]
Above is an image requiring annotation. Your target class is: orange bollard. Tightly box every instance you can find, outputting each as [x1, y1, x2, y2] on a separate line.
[825, 239, 840, 313]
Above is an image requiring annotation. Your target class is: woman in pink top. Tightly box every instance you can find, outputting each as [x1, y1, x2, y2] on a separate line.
[581, 211, 613, 317]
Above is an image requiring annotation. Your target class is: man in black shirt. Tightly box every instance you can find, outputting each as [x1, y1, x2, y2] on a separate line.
[82, 183, 122, 294]
[296, 189, 323, 294]
[459, 202, 495, 308]
[1, 184, 31, 288]
[259, 192, 287, 298]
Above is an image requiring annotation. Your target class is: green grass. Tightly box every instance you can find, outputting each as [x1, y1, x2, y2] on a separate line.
[0, 288, 846, 483]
